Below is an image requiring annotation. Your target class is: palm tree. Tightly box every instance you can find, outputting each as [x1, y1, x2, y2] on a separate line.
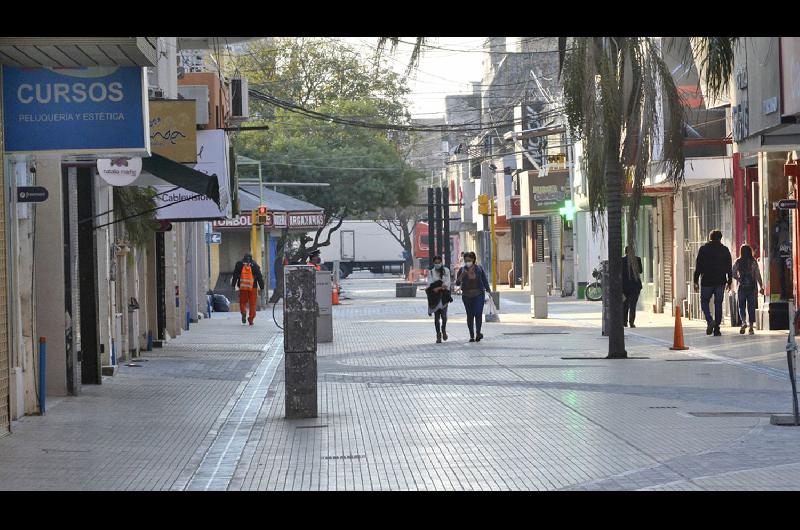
[558, 37, 736, 358]
[380, 36, 737, 358]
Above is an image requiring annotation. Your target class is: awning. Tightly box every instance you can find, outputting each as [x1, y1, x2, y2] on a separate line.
[0, 38, 157, 67]
[141, 153, 220, 207]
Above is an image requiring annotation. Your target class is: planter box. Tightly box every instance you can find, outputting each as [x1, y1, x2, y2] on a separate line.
[396, 282, 417, 298]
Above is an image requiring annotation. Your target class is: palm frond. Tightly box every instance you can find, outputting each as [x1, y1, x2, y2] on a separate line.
[690, 37, 738, 101]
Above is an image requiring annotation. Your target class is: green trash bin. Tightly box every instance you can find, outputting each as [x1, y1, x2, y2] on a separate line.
[577, 282, 588, 300]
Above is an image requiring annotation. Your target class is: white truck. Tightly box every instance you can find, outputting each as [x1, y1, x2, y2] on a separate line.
[310, 220, 406, 278]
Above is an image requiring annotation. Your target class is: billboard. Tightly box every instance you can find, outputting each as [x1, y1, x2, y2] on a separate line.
[148, 99, 197, 163]
[525, 169, 570, 214]
[153, 129, 231, 220]
[2, 66, 149, 155]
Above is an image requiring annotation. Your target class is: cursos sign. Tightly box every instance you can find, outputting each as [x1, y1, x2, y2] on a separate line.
[2, 66, 149, 155]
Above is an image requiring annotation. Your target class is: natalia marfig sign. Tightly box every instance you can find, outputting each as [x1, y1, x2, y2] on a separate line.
[1, 66, 149, 155]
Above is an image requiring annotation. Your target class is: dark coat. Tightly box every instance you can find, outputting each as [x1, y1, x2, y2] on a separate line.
[455, 265, 491, 294]
[622, 256, 643, 294]
[231, 260, 265, 290]
[693, 241, 733, 287]
[425, 280, 453, 311]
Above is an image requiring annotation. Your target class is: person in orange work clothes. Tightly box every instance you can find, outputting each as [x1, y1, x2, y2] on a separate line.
[231, 252, 265, 326]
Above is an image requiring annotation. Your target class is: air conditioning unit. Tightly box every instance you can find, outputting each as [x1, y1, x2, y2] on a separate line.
[230, 77, 250, 121]
[148, 86, 164, 99]
[177, 85, 209, 125]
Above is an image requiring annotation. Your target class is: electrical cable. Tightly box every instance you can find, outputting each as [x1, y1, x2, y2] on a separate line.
[92, 190, 211, 230]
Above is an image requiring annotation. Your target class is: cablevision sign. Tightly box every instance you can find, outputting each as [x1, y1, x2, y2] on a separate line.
[2, 66, 149, 155]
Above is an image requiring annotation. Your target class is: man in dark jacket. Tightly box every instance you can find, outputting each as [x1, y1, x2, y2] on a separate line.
[231, 252, 265, 325]
[693, 230, 732, 336]
[622, 246, 643, 328]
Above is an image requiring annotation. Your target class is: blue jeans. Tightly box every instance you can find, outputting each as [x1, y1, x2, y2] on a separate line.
[462, 294, 485, 337]
[738, 288, 757, 325]
[700, 285, 725, 328]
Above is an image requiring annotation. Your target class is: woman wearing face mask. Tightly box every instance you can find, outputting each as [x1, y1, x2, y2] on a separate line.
[425, 256, 452, 343]
[455, 251, 491, 342]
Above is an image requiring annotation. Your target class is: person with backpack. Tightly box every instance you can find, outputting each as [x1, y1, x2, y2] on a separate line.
[231, 252, 265, 326]
[693, 230, 733, 337]
[455, 251, 491, 342]
[732, 244, 764, 335]
[424, 255, 452, 343]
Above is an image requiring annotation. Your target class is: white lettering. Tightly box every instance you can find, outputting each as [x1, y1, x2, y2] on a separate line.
[53, 83, 70, 103]
[88, 82, 107, 102]
[17, 84, 34, 104]
[35, 84, 51, 104]
[108, 82, 123, 102]
[72, 83, 87, 103]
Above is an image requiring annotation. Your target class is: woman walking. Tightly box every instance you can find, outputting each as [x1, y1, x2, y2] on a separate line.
[425, 256, 452, 343]
[732, 244, 764, 335]
[455, 251, 491, 342]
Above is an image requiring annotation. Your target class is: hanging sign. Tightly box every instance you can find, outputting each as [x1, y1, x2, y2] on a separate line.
[778, 199, 798, 210]
[17, 186, 48, 203]
[97, 157, 142, 186]
[2, 66, 149, 155]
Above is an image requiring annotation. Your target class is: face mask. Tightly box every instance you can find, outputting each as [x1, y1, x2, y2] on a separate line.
[434, 263, 442, 269]
[464, 261, 474, 267]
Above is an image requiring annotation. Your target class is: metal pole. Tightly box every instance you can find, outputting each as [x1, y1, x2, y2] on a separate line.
[442, 186, 451, 268]
[435, 187, 443, 262]
[427, 188, 435, 266]
[38, 337, 46, 415]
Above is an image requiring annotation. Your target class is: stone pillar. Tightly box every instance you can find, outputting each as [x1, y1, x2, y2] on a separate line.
[530, 261, 548, 319]
[316, 270, 333, 343]
[284, 265, 318, 419]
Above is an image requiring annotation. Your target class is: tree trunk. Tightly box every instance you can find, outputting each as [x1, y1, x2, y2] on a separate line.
[605, 130, 627, 359]
[400, 220, 413, 274]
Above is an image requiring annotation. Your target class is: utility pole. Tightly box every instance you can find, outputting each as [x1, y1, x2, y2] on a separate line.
[427, 188, 435, 266]
[435, 187, 443, 262]
[442, 186, 451, 268]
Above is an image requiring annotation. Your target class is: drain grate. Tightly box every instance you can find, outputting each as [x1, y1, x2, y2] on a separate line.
[688, 412, 778, 418]
[649, 406, 679, 409]
[296, 424, 329, 430]
[323, 454, 366, 460]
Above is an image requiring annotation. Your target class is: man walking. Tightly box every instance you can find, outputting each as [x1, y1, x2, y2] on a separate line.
[693, 230, 733, 336]
[232, 252, 265, 326]
[622, 246, 643, 328]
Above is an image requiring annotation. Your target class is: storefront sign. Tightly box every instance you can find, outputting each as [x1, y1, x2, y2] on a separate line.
[148, 99, 197, 163]
[154, 130, 231, 220]
[97, 157, 142, 186]
[510, 196, 521, 217]
[778, 199, 798, 210]
[528, 169, 569, 213]
[212, 211, 325, 229]
[17, 186, 48, 203]
[207, 232, 222, 244]
[2, 66, 149, 154]
[781, 37, 800, 117]
[213, 214, 255, 229]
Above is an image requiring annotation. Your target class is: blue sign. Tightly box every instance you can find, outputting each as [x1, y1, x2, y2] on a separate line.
[2, 66, 147, 153]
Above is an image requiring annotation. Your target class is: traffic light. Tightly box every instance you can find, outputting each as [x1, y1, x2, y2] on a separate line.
[256, 205, 268, 225]
[477, 194, 490, 215]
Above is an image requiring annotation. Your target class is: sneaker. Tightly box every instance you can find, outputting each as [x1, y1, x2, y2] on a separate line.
[706, 324, 713, 336]
[242, 314, 247, 324]
[749, 325, 755, 335]
[476, 333, 483, 342]
[740, 324, 747, 335]
[713, 326, 722, 337]
[248, 318, 254, 326]
[629, 323, 636, 329]
[442, 331, 448, 341]
[469, 338, 475, 343]
[436, 334, 442, 344]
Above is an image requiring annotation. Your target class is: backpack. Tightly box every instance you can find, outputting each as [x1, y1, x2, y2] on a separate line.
[240, 263, 254, 291]
[738, 260, 755, 291]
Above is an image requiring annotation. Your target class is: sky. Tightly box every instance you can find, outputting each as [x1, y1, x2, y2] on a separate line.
[336, 38, 488, 119]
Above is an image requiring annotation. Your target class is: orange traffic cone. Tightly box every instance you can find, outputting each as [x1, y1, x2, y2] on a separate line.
[669, 306, 689, 350]
[332, 284, 340, 305]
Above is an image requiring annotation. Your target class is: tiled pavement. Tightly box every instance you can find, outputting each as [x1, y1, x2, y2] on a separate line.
[3, 273, 800, 490]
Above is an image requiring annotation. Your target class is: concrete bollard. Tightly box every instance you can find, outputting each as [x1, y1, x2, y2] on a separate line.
[283, 265, 319, 419]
